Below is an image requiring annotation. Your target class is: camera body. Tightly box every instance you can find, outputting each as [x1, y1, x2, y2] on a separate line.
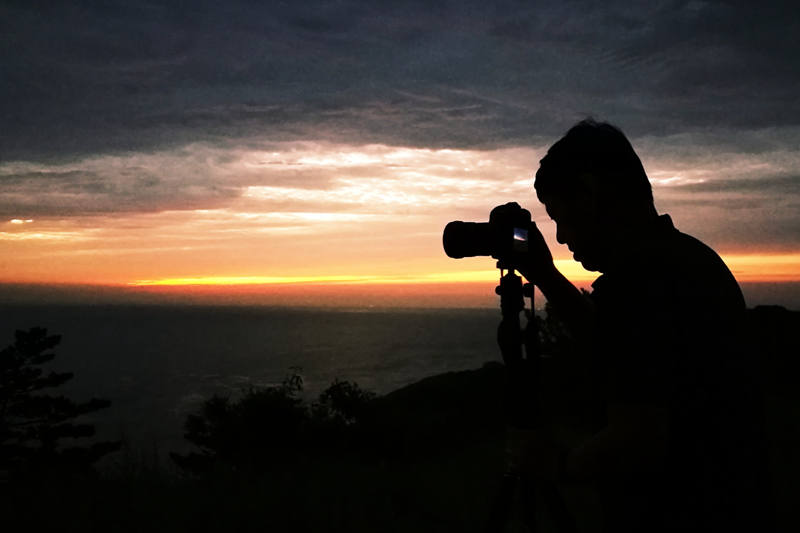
[442, 204, 531, 262]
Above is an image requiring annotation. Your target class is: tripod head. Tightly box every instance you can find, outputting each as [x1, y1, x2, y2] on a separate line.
[495, 263, 537, 367]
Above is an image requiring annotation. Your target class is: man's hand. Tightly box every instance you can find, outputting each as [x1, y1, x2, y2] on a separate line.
[524, 220, 556, 280]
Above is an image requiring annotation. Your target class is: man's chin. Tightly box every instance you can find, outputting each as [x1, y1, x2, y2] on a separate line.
[575, 255, 602, 272]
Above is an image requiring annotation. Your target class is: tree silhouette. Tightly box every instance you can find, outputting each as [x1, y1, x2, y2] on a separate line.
[0, 327, 120, 476]
[171, 371, 308, 474]
[171, 372, 378, 475]
[311, 378, 376, 427]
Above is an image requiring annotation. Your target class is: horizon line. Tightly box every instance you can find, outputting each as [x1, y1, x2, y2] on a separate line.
[127, 252, 800, 286]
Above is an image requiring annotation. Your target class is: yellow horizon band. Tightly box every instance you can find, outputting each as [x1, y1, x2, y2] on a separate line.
[128, 253, 800, 287]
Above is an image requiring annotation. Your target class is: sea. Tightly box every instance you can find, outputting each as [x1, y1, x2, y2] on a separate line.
[0, 304, 502, 461]
[3, 282, 798, 466]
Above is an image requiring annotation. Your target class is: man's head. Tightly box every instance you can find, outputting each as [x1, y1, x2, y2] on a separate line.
[534, 119, 657, 272]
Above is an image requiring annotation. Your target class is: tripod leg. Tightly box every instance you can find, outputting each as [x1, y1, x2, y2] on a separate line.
[488, 270, 576, 533]
[542, 483, 576, 533]
[484, 473, 521, 533]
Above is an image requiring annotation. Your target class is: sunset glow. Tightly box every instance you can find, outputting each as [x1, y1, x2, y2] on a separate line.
[128, 271, 507, 287]
[3, 2, 799, 309]
[125, 254, 800, 288]
[1, 141, 798, 305]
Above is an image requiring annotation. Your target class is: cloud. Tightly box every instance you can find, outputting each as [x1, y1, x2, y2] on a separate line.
[0, 142, 539, 219]
[1, 133, 797, 253]
[1, 0, 799, 279]
[2, 1, 799, 161]
[638, 131, 800, 251]
[673, 174, 799, 195]
[0, 148, 240, 217]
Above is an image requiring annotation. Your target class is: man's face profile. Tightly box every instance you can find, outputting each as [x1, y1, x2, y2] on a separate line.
[541, 187, 606, 272]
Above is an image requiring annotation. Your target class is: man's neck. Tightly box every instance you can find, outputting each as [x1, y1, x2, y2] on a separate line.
[600, 214, 664, 273]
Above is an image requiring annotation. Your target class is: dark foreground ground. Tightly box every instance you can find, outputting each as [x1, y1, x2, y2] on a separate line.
[2, 306, 798, 532]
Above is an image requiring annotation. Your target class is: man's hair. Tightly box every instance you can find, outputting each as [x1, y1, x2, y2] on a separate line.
[534, 119, 656, 218]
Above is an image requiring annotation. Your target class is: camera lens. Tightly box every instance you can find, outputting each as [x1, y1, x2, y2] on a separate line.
[442, 221, 494, 258]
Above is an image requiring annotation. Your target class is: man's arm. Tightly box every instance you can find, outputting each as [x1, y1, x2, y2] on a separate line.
[527, 263, 596, 340]
[515, 221, 596, 339]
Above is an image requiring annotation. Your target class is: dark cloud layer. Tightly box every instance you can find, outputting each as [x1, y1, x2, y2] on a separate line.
[2, 0, 799, 161]
[654, 172, 800, 250]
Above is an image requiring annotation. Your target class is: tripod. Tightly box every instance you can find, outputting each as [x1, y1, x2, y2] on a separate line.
[485, 263, 576, 533]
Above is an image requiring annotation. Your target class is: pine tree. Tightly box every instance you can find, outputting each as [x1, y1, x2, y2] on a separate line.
[0, 327, 120, 476]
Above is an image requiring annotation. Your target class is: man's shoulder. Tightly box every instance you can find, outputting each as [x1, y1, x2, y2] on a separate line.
[644, 215, 727, 274]
[661, 226, 744, 308]
[595, 216, 745, 312]
[664, 226, 725, 272]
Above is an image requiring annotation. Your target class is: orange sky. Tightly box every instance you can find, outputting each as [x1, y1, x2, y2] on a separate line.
[1, 142, 799, 307]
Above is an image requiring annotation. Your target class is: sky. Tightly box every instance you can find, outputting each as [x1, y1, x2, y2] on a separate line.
[1, 0, 799, 307]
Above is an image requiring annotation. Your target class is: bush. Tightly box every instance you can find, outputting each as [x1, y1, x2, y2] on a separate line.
[171, 372, 378, 475]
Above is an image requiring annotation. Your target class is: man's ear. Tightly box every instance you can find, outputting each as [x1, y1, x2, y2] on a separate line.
[576, 172, 601, 216]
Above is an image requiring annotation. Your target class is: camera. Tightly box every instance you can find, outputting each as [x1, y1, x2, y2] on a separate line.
[442, 203, 531, 261]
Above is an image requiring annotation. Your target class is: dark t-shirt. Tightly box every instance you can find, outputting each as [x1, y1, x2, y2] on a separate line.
[589, 214, 772, 532]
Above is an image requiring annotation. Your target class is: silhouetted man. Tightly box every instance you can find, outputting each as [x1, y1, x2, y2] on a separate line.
[507, 119, 772, 532]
